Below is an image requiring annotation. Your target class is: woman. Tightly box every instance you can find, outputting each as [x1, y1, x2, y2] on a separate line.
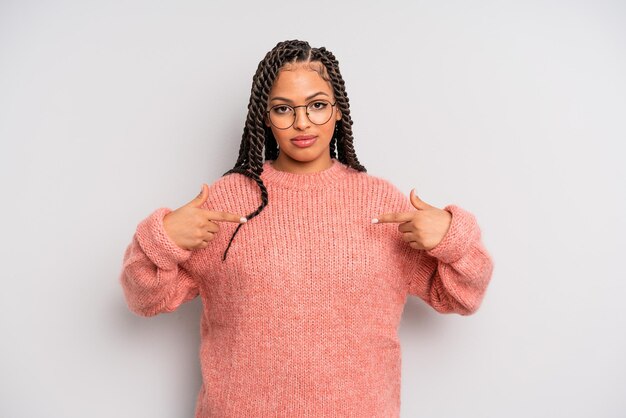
[120, 39, 494, 417]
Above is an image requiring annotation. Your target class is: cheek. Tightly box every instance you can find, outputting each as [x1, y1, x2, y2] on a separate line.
[323, 123, 337, 139]
[272, 128, 288, 143]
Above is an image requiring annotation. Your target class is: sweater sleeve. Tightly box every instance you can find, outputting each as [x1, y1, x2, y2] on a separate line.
[119, 207, 199, 317]
[402, 204, 494, 315]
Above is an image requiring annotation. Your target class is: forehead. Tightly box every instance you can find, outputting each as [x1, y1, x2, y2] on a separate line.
[269, 63, 333, 99]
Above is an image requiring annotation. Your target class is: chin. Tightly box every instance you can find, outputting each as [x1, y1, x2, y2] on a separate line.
[285, 148, 328, 161]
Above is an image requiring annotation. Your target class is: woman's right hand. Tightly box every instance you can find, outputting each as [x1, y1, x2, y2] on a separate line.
[163, 184, 247, 250]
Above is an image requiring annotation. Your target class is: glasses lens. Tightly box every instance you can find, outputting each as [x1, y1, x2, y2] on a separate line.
[269, 105, 294, 129]
[306, 100, 333, 125]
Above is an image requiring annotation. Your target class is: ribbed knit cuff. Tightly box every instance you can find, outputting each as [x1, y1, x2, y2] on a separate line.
[135, 207, 193, 270]
[425, 204, 480, 264]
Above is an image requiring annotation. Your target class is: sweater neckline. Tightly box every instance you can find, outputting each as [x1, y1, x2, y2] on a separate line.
[261, 159, 350, 190]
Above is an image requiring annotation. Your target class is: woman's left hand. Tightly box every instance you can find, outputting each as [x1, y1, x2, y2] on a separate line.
[372, 189, 452, 251]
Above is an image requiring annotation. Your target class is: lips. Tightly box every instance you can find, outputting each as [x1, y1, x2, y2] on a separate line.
[290, 135, 317, 148]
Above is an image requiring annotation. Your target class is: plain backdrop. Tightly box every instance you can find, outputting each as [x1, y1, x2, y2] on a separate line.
[1, 1, 625, 417]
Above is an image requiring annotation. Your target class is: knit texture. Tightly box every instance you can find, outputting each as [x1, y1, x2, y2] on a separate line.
[119, 158, 494, 417]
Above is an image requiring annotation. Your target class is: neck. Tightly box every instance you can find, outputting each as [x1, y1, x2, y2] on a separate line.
[270, 154, 334, 174]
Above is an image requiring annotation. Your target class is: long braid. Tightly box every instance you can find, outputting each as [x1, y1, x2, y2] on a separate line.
[220, 40, 367, 261]
[312, 47, 366, 171]
[329, 135, 337, 159]
[233, 125, 250, 167]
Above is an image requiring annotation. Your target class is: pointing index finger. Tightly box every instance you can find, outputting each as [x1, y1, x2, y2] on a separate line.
[372, 212, 414, 224]
[207, 210, 247, 224]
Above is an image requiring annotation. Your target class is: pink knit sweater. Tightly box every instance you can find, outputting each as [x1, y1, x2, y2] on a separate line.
[120, 158, 494, 417]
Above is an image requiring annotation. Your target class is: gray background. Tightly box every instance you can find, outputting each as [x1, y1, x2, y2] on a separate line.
[1, 1, 625, 417]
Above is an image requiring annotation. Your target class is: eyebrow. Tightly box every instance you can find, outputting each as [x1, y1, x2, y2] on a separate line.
[270, 91, 330, 103]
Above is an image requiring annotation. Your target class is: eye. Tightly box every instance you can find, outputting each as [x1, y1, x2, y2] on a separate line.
[309, 101, 329, 111]
[272, 105, 292, 115]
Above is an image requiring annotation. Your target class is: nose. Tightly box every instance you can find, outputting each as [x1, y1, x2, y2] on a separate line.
[293, 106, 310, 130]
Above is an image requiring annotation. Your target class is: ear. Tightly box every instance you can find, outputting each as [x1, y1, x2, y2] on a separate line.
[335, 108, 342, 121]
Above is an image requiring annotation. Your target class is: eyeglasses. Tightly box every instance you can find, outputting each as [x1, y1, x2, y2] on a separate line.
[266, 99, 338, 130]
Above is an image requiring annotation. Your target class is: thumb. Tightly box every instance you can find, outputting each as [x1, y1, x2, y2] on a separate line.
[188, 184, 209, 208]
[409, 188, 429, 210]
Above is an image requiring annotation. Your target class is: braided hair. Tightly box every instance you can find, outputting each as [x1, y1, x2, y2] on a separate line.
[220, 40, 367, 261]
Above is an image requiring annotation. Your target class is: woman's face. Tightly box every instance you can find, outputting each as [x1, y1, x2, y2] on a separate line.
[265, 62, 342, 173]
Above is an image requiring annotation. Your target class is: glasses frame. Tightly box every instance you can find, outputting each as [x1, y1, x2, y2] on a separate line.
[266, 99, 338, 130]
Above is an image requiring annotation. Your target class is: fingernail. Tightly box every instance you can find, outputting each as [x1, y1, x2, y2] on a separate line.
[371, 218, 378, 224]
[240, 217, 247, 223]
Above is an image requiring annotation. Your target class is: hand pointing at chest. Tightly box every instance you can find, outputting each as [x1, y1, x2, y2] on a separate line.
[163, 184, 247, 251]
[372, 188, 452, 251]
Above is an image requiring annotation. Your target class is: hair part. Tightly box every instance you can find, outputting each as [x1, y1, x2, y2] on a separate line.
[220, 40, 366, 261]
